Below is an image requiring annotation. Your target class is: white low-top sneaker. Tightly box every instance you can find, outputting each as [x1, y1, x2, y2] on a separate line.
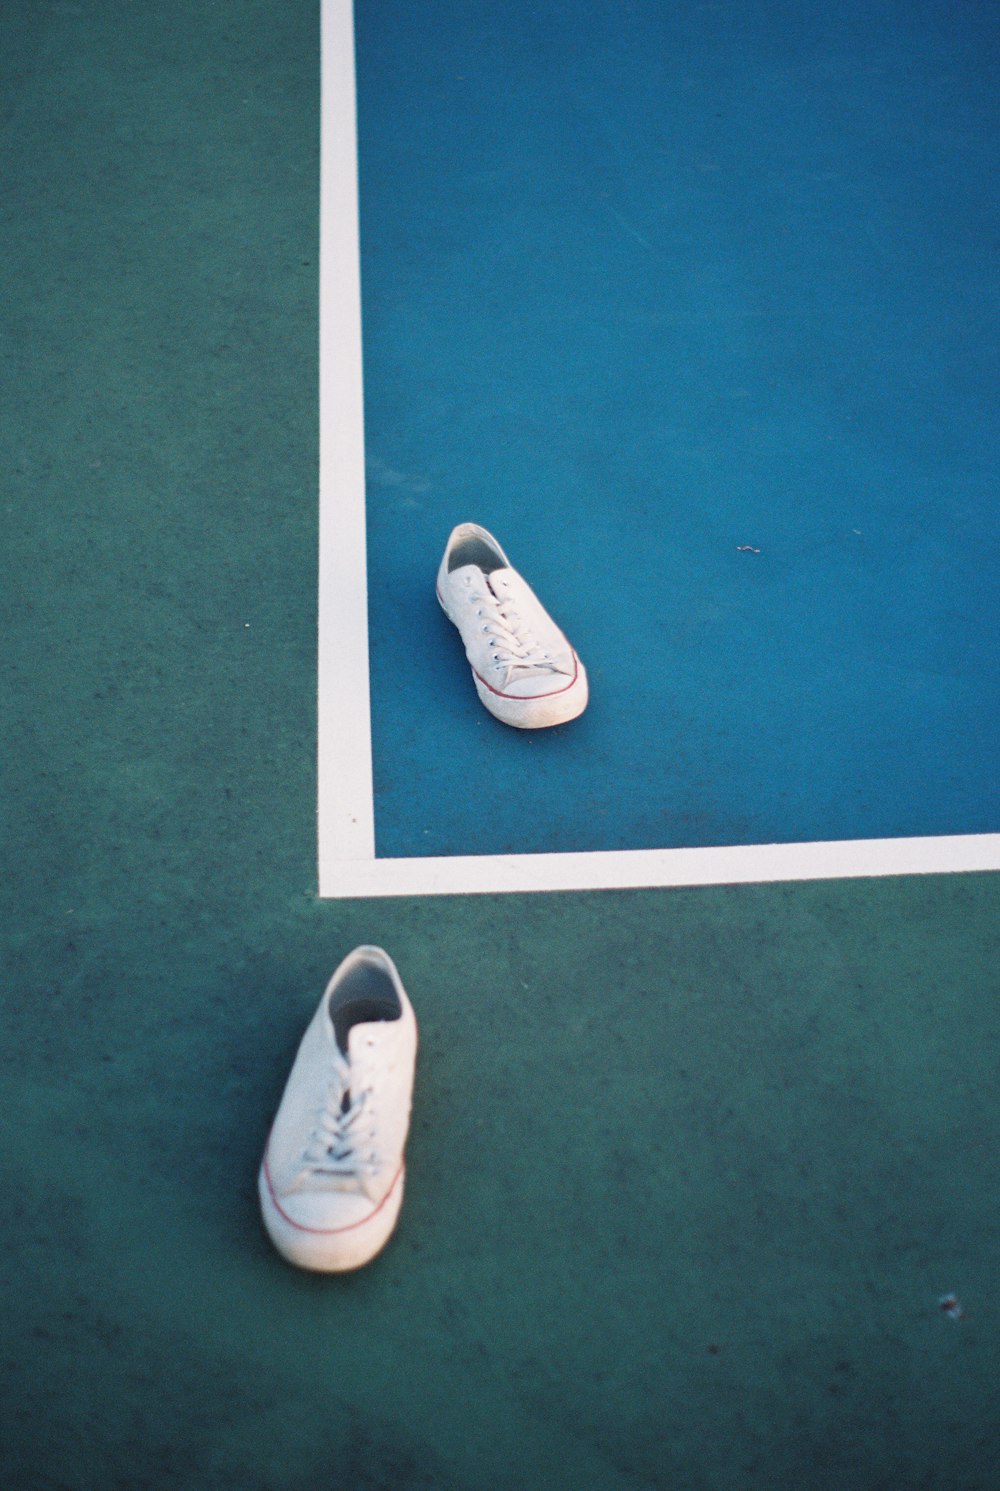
[259, 947, 418, 1273]
[436, 522, 589, 728]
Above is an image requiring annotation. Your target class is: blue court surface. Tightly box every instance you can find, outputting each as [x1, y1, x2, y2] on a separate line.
[357, 0, 999, 862]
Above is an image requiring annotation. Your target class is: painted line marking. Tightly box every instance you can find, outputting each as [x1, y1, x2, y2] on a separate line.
[317, 0, 375, 866]
[317, 3, 1000, 899]
[320, 836, 1000, 899]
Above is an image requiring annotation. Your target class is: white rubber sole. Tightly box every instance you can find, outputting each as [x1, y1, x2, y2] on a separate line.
[258, 1155, 406, 1273]
[471, 654, 589, 728]
[437, 587, 589, 729]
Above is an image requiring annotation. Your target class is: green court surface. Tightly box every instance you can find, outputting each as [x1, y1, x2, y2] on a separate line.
[2, 3, 999, 1489]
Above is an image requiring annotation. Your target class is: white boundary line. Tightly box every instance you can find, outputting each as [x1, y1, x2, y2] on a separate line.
[317, 0, 375, 865]
[316, 1, 1000, 900]
[321, 836, 1000, 899]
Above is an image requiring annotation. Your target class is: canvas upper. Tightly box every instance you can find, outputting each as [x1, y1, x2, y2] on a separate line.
[436, 522, 588, 727]
[259, 947, 418, 1272]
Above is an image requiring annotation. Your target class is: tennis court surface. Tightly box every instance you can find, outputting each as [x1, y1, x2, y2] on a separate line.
[320, 0, 999, 895]
[3, 2, 999, 1488]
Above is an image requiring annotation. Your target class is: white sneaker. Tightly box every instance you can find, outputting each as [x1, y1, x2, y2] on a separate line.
[258, 947, 418, 1272]
[436, 522, 589, 728]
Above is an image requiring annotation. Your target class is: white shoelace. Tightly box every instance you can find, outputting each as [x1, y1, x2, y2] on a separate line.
[302, 1059, 379, 1179]
[467, 574, 563, 683]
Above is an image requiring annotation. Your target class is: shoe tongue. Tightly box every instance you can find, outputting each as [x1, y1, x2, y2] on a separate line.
[486, 566, 515, 598]
[449, 562, 488, 587]
[345, 1019, 385, 1062]
[449, 562, 514, 597]
[484, 568, 570, 676]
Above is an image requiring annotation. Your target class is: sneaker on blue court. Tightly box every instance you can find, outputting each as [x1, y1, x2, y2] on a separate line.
[259, 947, 418, 1272]
[436, 522, 589, 728]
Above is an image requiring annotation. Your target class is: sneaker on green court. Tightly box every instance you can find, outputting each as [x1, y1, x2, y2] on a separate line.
[436, 521, 589, 728]
[258, 947, 418, 1272]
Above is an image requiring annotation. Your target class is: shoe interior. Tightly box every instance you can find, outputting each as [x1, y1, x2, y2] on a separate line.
[448, 533, 502, 573]
[330, 960, 402, 1054]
